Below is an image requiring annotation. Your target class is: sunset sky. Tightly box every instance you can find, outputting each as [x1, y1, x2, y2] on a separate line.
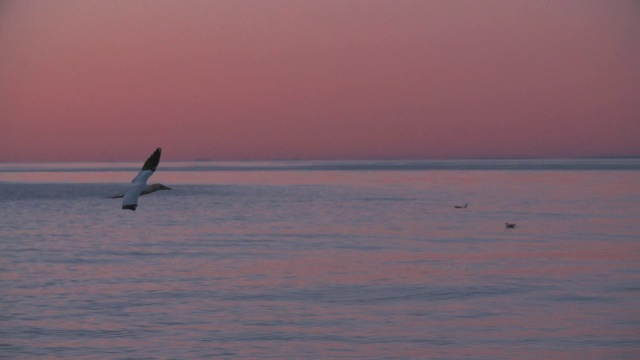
[1, 0, 639, 162]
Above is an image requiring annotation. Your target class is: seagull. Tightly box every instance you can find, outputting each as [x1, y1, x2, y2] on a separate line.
[454, 203, 468, 209]
[505, 223, 516, 229]
[110, 147, 171, 211]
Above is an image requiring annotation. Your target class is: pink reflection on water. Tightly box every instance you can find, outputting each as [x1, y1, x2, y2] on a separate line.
[0, 170, 135, 183]
[4, 165, 639, 358]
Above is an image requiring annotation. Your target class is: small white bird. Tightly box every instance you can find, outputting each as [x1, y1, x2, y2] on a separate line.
[110, 148, 171, 211]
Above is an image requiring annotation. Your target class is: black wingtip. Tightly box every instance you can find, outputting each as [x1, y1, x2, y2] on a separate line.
[141, 147, 162, 171]
[122, 204, 137, 211]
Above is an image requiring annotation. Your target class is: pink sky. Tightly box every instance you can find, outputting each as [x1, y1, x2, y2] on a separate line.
[1, 0, 639, 162]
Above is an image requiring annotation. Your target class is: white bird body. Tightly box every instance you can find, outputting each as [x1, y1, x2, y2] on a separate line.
[111, 148, 170, 211]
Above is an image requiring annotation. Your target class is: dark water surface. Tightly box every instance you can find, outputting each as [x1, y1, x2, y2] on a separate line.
[1, 160, 639, 359]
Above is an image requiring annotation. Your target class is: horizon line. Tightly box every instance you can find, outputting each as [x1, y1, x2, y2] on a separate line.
[1, 155, 639, 164]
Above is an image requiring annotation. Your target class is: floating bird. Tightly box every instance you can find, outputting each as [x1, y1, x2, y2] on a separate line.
[454, 203, 468, 209]
[110, 147, 171, 211]
[505, 223, 516, 229]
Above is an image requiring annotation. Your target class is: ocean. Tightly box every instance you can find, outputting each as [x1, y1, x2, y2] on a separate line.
[1, 159, 639, 359]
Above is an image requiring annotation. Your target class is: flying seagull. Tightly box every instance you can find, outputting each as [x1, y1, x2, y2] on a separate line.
[110, 147, 171, 211]
[454, 203, 468, 209]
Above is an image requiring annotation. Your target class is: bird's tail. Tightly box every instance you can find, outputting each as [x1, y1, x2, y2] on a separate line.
[107, 192, 125, 199]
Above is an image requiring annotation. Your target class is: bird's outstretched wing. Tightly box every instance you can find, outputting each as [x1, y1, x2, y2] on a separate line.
[131, 148, 162, 185]
[122, 187, 142, 211]
[116, 147, 165, 211]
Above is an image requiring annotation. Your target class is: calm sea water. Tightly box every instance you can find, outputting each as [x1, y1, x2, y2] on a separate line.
[1, 159, 639, 359]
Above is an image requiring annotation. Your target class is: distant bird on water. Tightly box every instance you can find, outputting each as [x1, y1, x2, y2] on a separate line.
[454, 203, 468, 209]
[505, 223, 516, 229]
[110, 147, 171, 211]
